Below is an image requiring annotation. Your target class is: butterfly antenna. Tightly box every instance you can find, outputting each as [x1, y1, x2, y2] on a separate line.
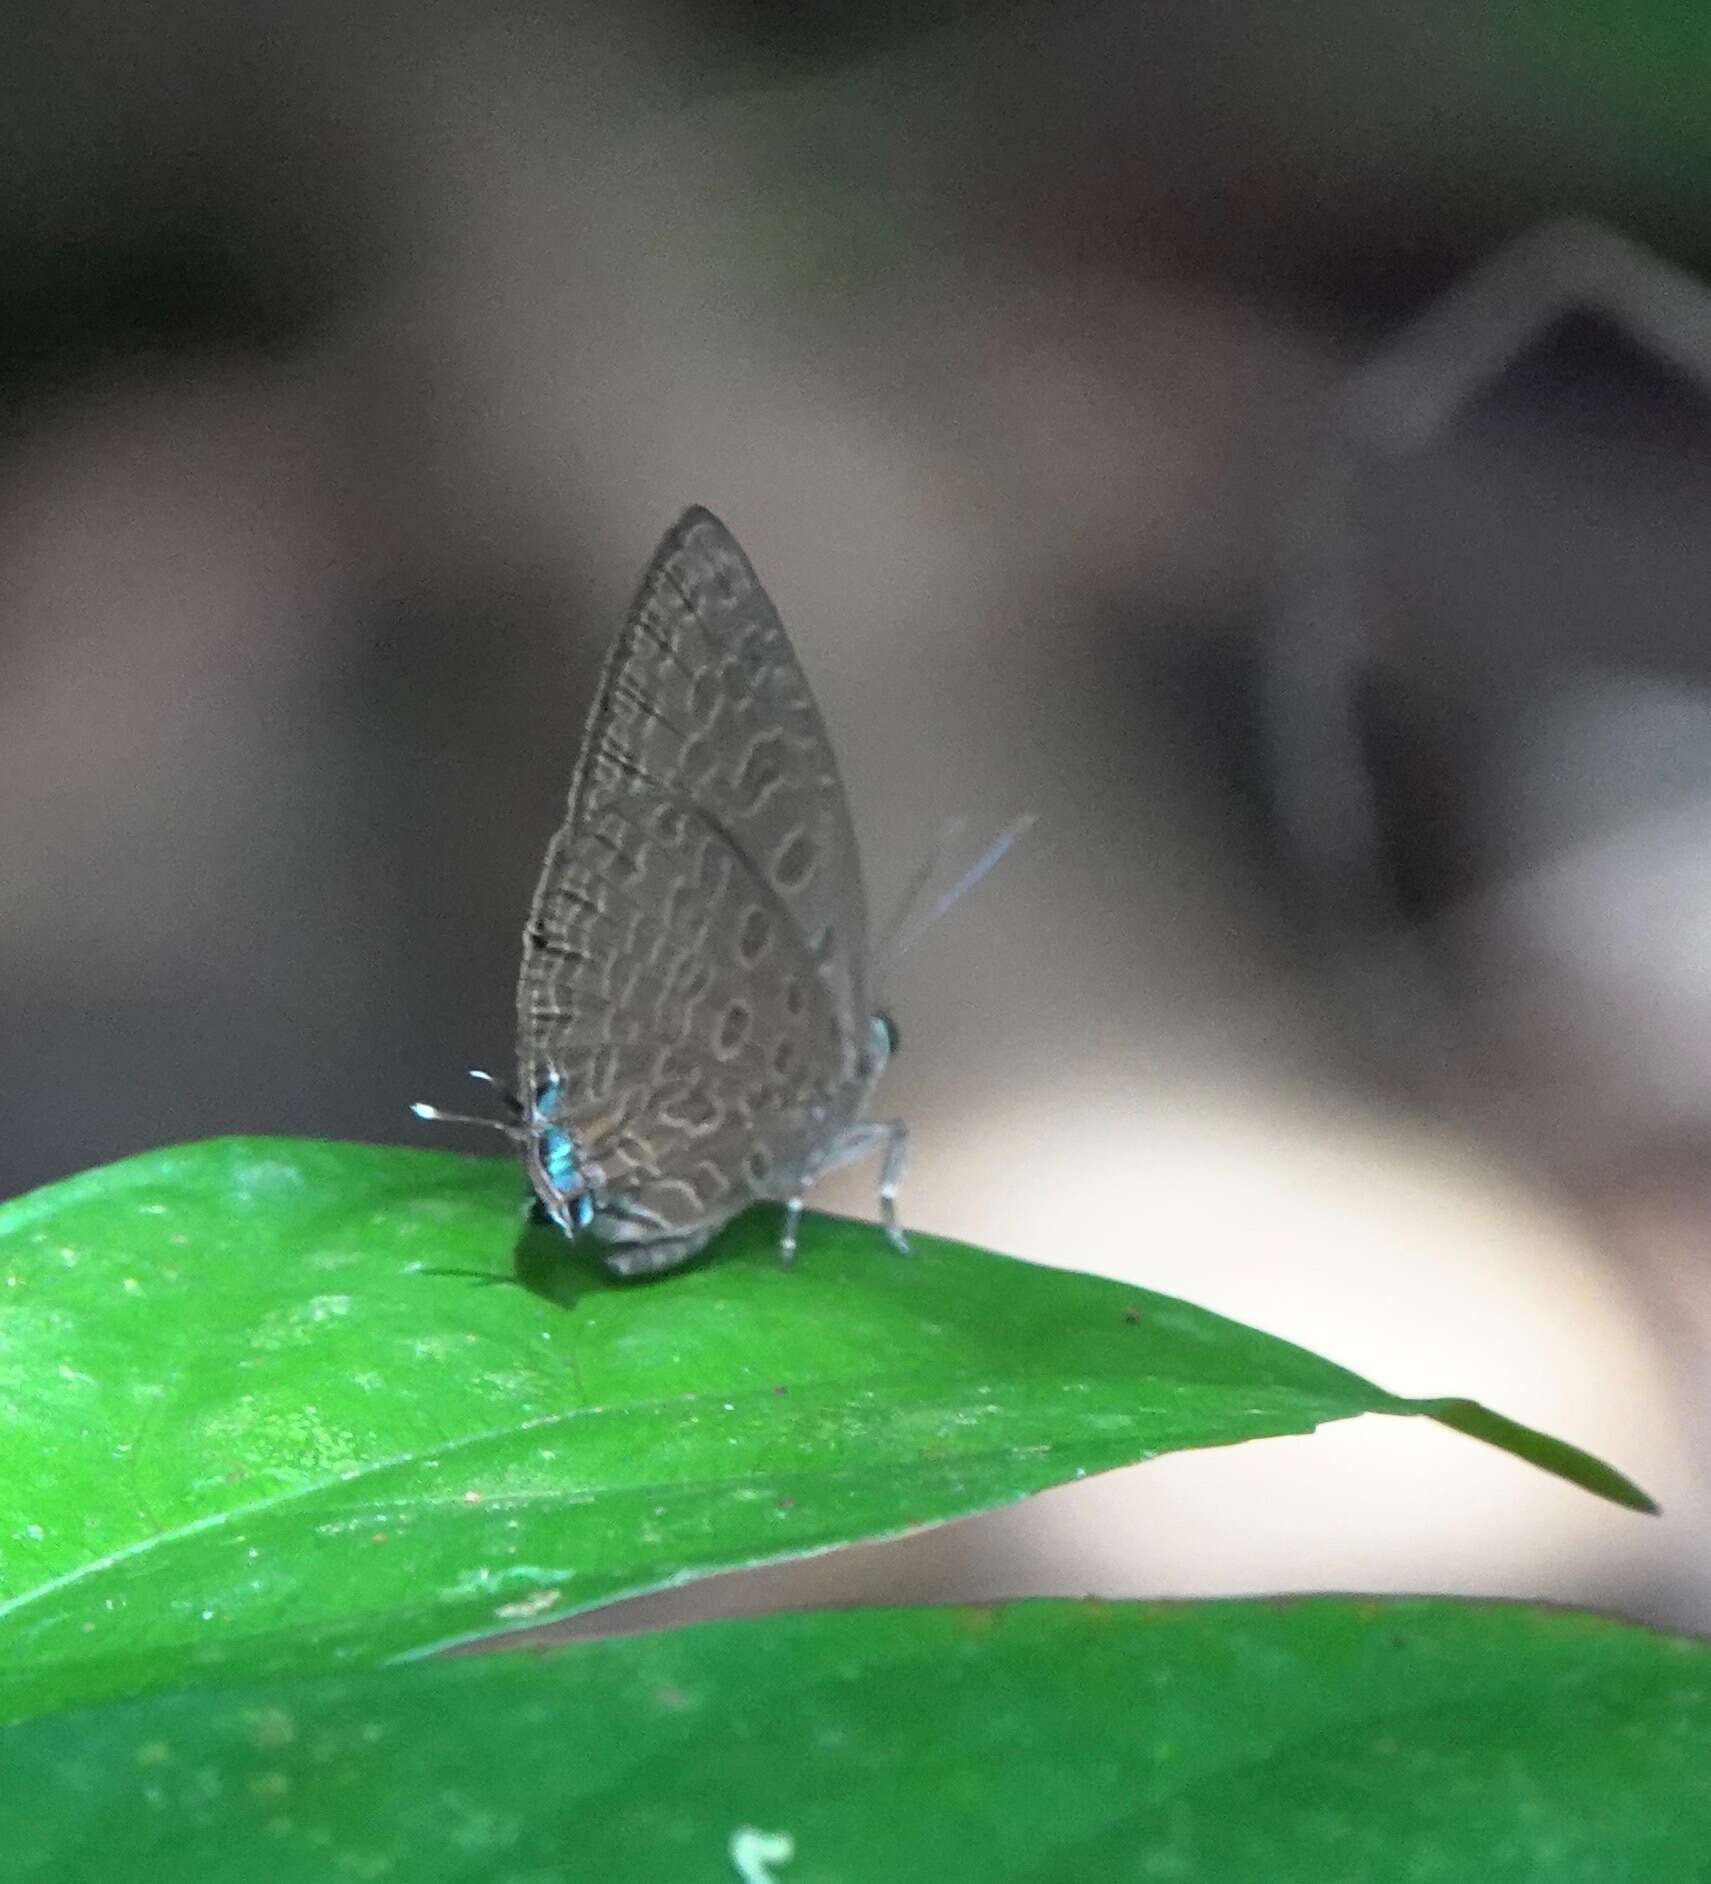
[411, 1102, 516, 1133]
[466, 1068, 523, 1118]
[411, 1069, 524, 1136]
[881, 813, 1036, 969]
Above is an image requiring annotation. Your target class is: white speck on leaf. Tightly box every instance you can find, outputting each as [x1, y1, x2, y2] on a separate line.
[495, 1587, 561, 1621]
[729, 1826, 794, 1884]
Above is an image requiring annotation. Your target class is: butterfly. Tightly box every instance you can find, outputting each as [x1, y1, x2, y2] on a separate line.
[422, 508, 909, 1277]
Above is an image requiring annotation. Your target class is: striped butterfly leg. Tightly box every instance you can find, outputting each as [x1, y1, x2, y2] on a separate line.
[779, 1117, 911, 1265]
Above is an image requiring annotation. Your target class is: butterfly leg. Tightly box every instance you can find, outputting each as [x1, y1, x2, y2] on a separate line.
[793, 1119, 911, 1257]
[876, 1118, 910, 1254]
[779, 1193, 805, 1267]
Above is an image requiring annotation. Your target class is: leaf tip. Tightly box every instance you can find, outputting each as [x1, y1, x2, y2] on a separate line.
[1419, 1397, 1659, 1515]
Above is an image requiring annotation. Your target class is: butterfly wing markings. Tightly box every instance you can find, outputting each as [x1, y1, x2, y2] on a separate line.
[523, 788, 850, 1248]
[518, 508, 872, 1256]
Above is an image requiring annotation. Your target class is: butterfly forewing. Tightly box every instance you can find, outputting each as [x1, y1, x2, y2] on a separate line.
[517, 508, 871, 1236]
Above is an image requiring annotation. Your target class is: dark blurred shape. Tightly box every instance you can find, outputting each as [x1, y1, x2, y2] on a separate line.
[0, 148, 365, 393]
[1261, 224, 1711, 1130]
[0, 8, 385, 414]
[696, 0, 993, 69]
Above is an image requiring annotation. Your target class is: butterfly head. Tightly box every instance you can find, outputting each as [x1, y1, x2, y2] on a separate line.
[526, 1077, 596, 1238]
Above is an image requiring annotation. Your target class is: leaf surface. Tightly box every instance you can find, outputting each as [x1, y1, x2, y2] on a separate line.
[6, 1597, 1708, 1881]
[0, 1138, 1652, 1719]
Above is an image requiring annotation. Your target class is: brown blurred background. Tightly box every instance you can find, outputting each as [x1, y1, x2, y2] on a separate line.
[6, 0, 1711, 1634]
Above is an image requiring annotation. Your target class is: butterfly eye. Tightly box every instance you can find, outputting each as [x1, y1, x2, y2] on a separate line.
[877, 1011, 901, 1055]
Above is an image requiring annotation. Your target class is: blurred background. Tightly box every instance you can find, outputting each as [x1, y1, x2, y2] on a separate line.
[6, 0, 1711, 1634]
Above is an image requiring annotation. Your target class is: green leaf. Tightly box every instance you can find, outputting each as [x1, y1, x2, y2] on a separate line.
[5, 1597, 1708, 1881]
[0, 1138, 1652, 1722]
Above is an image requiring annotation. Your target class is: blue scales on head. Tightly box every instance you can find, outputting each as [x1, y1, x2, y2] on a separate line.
[528, 1078, 595, 1235]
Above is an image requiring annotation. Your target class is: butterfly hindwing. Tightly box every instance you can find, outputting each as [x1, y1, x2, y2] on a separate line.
[522, 784, 846, 1233]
